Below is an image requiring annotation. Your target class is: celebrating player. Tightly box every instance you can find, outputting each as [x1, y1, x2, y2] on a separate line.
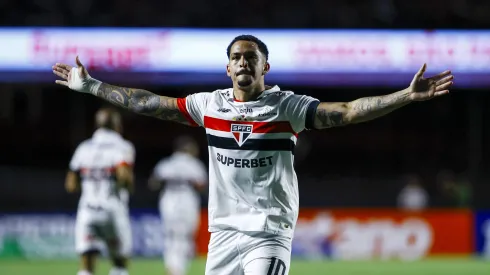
[66, 108, 135, 275]
[54, 34, 453, 275]
[148, 135, 207, 275]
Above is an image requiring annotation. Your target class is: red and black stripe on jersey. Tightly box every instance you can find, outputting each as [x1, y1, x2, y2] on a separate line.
[204, 116, 297, 152]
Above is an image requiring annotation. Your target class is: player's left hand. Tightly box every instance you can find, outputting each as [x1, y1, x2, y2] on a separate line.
[408, 63, 454, 101]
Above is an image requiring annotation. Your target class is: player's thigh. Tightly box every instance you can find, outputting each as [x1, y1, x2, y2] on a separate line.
[205, 230, 242, 275]
[164, 227, 195, 254]
[107, 209, 132, 258]
[242, 234, 292, 275]
[75, 223, 99, 254]
[75, 212, 105, 254]
[162, 212, 199, 255]
[161, 201, 200, 232]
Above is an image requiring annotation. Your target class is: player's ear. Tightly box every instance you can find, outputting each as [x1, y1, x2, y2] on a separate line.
[262, 62, 270, 75]
[226, 64, 232, 77]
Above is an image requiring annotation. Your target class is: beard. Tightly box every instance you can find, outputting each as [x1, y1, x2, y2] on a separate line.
[236, 75, 253, 87]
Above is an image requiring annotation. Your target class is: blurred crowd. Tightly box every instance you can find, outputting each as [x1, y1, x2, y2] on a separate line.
[0, 0, 489, 211]
[2, 0, 490, 29]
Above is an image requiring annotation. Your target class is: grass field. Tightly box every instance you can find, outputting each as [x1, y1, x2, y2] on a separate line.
[0, 257, 488, 275]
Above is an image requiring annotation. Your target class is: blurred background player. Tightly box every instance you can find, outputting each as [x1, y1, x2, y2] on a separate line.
[66, 107, 135, 275]
[397, 174, 429, 211]
[148, 136, 207, 275]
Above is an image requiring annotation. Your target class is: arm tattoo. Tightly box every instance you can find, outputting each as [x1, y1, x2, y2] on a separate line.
[348, 89, 411, 124]
[314, 89, 412, 129]
[96, 83, 188, 124]
[316, 109, 345, 128]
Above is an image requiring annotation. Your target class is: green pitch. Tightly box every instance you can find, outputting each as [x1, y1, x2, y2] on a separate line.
[0, 257, 488, 275]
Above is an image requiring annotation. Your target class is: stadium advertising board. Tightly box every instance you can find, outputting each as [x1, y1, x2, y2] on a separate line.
[475, 210, 490, 258]
[286, 209, 474, 260]
[0, 211, 209, 259]
[1, 28, 490, 87]
[0, 214, 77, 259]
[0, 212, 166, 259]
[0, 209, 474, 259]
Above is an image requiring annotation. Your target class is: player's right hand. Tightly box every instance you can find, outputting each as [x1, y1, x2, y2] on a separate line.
[52, 56, 98, 94]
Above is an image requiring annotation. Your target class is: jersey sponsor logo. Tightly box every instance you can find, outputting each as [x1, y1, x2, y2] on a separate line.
[271, 91, 286, 96]
[258, 111, 277, 117]
[217, 108, 231, 113]
[258, 107, 277, 117]
[217, 153, 273, 168]
[231, 124, 253, 146]
[239, 107, 253, 114]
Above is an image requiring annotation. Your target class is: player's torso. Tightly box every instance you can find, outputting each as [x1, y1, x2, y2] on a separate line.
[159, 154, 202, 206]
[77, 141, 129, 208]
[203, 89, 299, 233]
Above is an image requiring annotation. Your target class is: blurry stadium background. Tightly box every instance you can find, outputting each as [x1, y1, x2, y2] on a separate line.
[1, 0, 490, 274]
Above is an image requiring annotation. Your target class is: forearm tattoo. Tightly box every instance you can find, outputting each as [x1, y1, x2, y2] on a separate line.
[316, 109, 345, 128]
[350, 92, 410, 118]
[96, 83, 188, 123]
[314, 90, 411, 129]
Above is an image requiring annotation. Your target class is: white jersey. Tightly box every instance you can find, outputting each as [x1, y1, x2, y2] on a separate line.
[69, 128, 135, 209]
[177, 85, 319, 237]
[153, 152, 207, 208]
[154, 151, 207, 271]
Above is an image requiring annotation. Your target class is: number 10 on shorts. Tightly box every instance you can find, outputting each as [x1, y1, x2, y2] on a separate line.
[267, 257, 286, 275]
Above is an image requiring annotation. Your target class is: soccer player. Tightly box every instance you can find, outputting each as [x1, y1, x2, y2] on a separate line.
[66, 107, 135, 275]
[53, 35, 454, 275]
[148, 135, 207, 275]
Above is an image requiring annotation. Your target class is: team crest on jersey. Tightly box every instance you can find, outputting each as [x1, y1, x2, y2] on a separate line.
[231, 124, 253, 147]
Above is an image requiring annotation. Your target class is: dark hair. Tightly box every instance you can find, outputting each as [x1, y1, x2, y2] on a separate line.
[226, 35, 269, 61]
[95, 107, 122, 131]
[173, 135, 197, 152]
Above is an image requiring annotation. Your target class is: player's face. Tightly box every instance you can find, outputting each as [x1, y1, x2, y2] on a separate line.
[227, 41, 269, 88]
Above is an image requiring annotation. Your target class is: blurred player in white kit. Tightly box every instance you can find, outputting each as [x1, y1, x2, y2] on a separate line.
[65, 107, 135, 275]
[54, 34, 453, 274]
[149, 136, 207, 275]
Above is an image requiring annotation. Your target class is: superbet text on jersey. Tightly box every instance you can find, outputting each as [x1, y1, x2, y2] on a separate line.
[177, 85, 319, 237]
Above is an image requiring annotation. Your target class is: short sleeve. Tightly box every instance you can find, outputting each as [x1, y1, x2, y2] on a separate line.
[69, 144, 84, 171]
[191, 160, 208, 185]
[177, 92, 212, 127]
[282, 93, 320, 133]
[153, 160, 174, 180]
[114, 142, 136, 167]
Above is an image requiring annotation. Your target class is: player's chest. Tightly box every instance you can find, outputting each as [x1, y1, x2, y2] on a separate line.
[205, 101, 282, 122]
[203, 100, 294, 148]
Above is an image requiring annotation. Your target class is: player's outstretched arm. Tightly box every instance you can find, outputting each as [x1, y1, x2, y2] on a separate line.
[52, 56, 189, 125]
[313, 64, 454, 129]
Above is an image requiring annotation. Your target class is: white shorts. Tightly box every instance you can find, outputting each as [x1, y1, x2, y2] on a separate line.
[160, 196, 200, 274]
[159, 192, 200, 233]
[75, 204, 132, 258]
[205, 230, 292, 275]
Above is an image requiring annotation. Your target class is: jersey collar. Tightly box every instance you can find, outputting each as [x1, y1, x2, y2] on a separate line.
[229, 85, 281, 102]
[92, 128, 122, 142]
